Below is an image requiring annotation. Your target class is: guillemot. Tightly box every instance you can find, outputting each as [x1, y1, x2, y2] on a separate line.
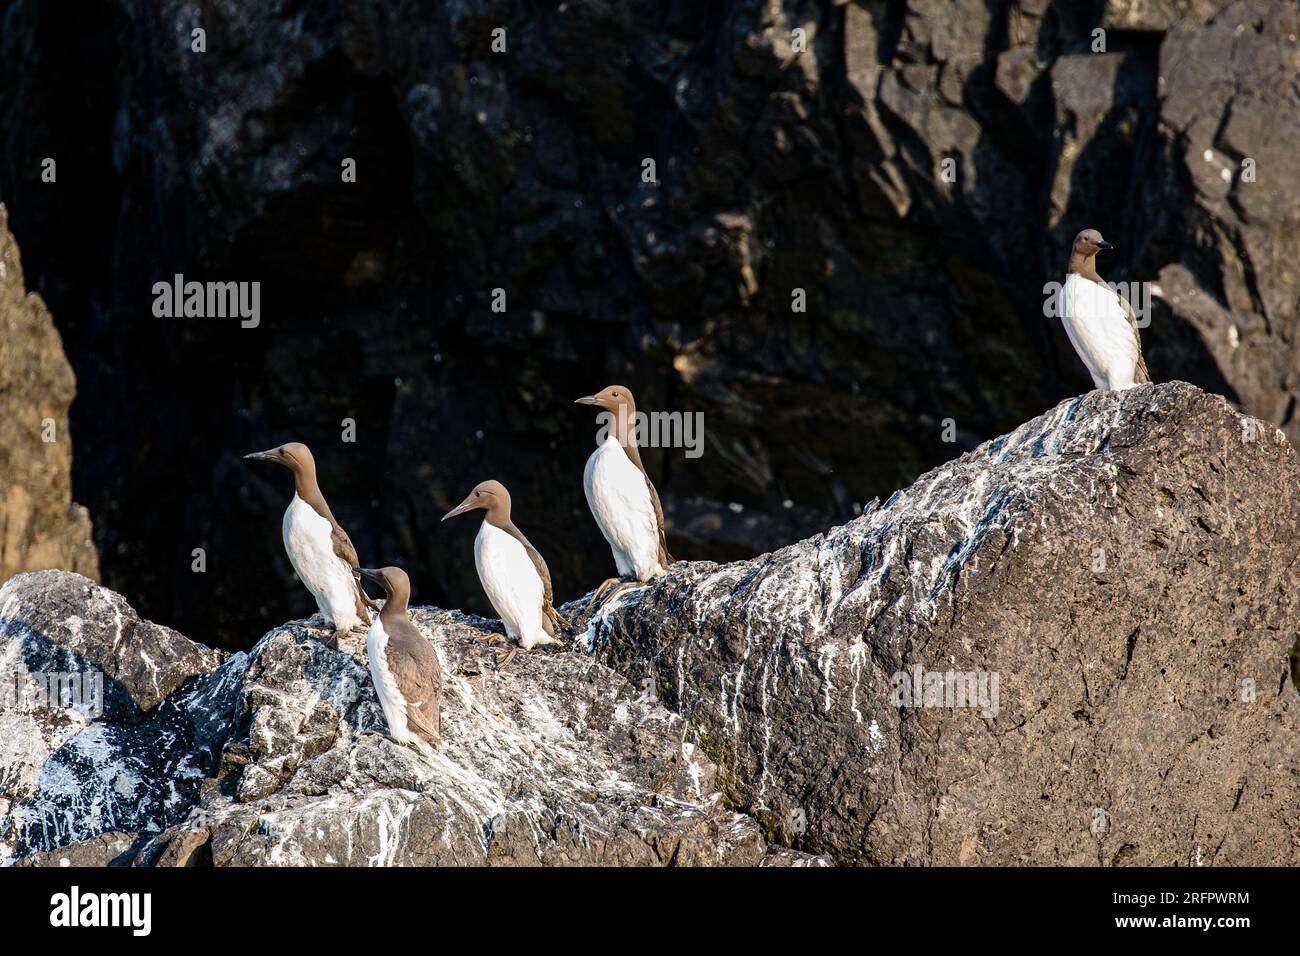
[244, 442, 375, 645]
[442, 480, 569, 667]
[575, 385, 674, 601]
[355, 566, 442, 749]
[1059, 228, 1150, 391]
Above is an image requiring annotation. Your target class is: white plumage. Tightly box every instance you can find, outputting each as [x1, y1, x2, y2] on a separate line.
[583, 436, 664, 581]
[281, 494, 364, 631]
[1060, 272, 1142, 391]
[365, 619, 411, 743]
[474, 521, 556, 650]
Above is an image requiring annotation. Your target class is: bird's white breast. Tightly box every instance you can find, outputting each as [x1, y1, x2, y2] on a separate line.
[583, 437, 661, 581]
[366, 618, 411, 743]
[1060, 273, 1140, 390]
[281, 494, 362, 630]
[474, 521, 547, 649]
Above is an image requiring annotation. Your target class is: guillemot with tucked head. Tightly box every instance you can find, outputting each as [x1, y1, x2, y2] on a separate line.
[575, 385, 673, 601]
[1059, 228, 1150, 391]
[244, 442, 375, 645]
[443, 480, 568, 666]
[355, 566, 442, 749]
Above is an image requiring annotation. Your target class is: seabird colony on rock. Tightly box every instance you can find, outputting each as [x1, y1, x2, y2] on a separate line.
[243, 232, 1149, 750]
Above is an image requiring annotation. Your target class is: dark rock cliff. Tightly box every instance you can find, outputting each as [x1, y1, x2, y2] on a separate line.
[3, 382, 1296, 865]
[0, 1, 1296, 648]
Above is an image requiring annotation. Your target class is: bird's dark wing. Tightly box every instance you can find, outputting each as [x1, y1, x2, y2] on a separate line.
[619, 441, 674, 568]
[330, 523, 360, 569]
[388, 620, 442, 747]
[1094, 274, 1150, 385]
[330, 523, 379, 615]
[504, 523, 569, 632]
[645, 475, 674, 567]
[1115, 291, 1151, 384]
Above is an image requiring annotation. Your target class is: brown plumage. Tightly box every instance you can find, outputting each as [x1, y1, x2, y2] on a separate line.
[502, 523, 571, 635]
[574, 385, 675, 571]
[357, 566, 441, 748]
[617, 426, 675, 570]
[442, 479, 569, 642]
[243, 441, 378, 630]
[1067, 229, 1150, 385]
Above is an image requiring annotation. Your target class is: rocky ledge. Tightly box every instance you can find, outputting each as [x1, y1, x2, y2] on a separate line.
[2, 382, 1298, 866]
[1, 572, 820, 867]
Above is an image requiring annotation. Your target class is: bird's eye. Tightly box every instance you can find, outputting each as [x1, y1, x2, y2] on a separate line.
[475, 491, 481, 497]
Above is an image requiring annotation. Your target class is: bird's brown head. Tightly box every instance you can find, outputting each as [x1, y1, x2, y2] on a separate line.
[442, 479, 512, 523]
[574, 385, 636, 416]
[243, 441, 315, 475]
[1072, 229, 1113, 257]
[354, 566, 410, 605]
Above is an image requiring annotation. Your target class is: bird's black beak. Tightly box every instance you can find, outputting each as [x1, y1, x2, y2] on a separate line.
[574, 395, 600, 406]
[442, 496, 477, 522]
[1096, 240, 1113, 251]
[243, 449, 278, 462]
[354, 567, 381, 584]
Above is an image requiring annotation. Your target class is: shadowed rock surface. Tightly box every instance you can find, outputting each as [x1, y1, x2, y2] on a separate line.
[0, 206, 97, 584]
[2, 382, 1296, 865]
[1, 1, 1297, 648]
[577, 382, 1300, 865]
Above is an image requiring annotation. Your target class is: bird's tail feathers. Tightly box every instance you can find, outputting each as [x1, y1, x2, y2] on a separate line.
[406, 703, 441, 751]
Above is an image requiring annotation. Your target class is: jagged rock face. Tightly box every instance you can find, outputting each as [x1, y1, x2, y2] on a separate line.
[0, 571, 229, 864]
[2, 383, 1296, 865]
[0, 571, 823, 866]
[0, 207, 98, 584]
[0, 570, 223, 714]
[579, 383, 1300, 865]
[1, 1, 1296, 648]
[2, 383, 1296, 866]
[189, 616, 782, 867]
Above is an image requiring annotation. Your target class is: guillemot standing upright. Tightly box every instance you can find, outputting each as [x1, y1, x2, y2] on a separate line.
[355, 566, 442, 749]
[1059, 228, 1150, 391]
[443, 480, 568, 665]
[575, 385, 673, 600]
[244, 442, 375, 644]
